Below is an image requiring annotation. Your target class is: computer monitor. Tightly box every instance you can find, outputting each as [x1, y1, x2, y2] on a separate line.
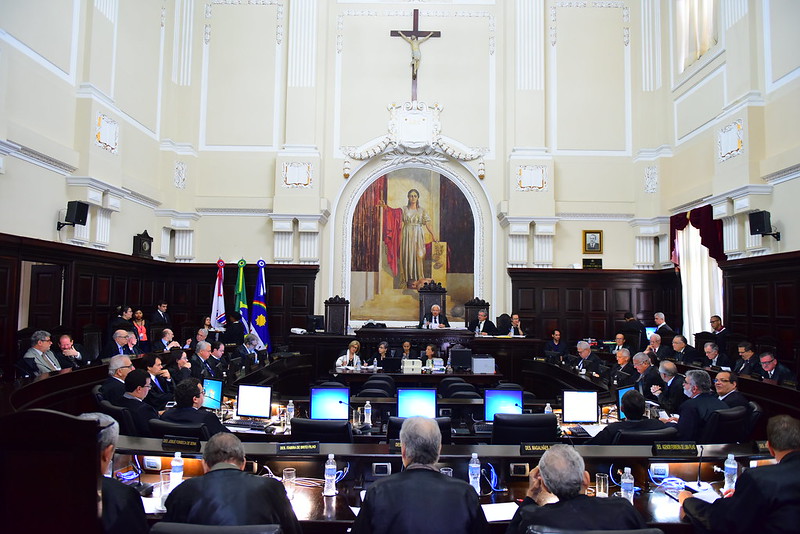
[310, 387, 350, 420]
[235, 384, 272, 419]
[484, 389, 523, 422]
[616, 385, 635, 420]
[306, 314, 325, 332]
[562, 390, 599, 424]
[645, 326, 657, 339]
[201, 377, 223, 411]
[397, 388, 437, 419]
[450, 348, 472, 371]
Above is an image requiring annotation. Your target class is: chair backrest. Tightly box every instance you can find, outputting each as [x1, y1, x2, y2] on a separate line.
[290, 418, 353, 443]
[81, 323, 102, 362]
[361, 379, 395, 395]
[526, 526, 664, 534]
[149, 419, 211, 440]
[746, 400, 762, 439]
[355, 387, 393, 398]
[444, 382, 476, 396]
[492, 413, 558, 445]
[449, 390, 482, 399]
[612, 426, 679, 445]
[98, 399, 136, 436]
[151, 523, 282, 533]
[437, 377, 466, 396]
[699, 406, 749, 444]
[91, 384, 104, 406]
[386, 416, 452, 445]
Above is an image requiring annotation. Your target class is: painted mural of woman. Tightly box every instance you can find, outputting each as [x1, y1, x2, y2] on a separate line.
[379, 189, 439, 288]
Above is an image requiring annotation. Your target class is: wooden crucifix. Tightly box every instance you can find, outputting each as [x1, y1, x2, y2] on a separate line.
[390, 9, 441, 100]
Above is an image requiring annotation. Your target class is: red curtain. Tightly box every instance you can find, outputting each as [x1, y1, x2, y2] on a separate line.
[669, 204, 726, 266]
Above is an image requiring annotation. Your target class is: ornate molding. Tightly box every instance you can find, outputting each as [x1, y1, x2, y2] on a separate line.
[762, 163, 800, 186]
[0, 139, 77, 176]
[174, 161, 187, 189]
[550, 1, 630, 47]
[644, 166, 658, 193]
[282, 162, 313, 188]
[196, 207, 271, 216]
[515, 165, 548, 192]
[717, 119, 743, 162]
[206, 0, 283, 44]
[95, 113, 119, 154]
[556, 212, 634, 221]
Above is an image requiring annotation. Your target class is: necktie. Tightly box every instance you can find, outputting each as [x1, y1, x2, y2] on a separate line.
[44, 352, 59, 371]
[153, 377, 163, 392]
[119, 346, 124, 355]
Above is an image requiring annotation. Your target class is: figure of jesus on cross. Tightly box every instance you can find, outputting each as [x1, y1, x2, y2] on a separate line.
[391, 9, 441, 100]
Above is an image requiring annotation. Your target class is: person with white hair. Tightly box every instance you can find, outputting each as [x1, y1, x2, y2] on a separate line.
[506, 444, 645, 533]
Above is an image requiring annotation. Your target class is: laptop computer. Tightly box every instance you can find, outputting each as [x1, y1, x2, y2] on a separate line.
[381, 358, 402, 373]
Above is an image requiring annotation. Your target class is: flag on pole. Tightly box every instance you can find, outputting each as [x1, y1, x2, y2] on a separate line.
[234, 259, 250, 333]
[250, 259, 271, 352]
[210, 259, 226, 329]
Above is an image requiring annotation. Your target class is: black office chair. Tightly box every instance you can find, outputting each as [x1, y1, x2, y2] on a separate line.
[149, 419, 211, 440]
[151, 523, 282, 533]
[612, 426, 679, 445]
[361, 378, 395, 396]
[290, 418, 353, 443]
[745, 400, 762, 439]
[98, 400, 136, 436]
[14, 357, 38, 378]
[91, 384, 104, 406]
[444, 382, 477, 396]
[491, 413, 559, 445]
[386, 416, 452, 445]
[450, 390, 482, 399]
[355, 387, 393, 398]
[526, 526, 664, 534]
[438, 377, 466, 396]
[699, 406, 749, 444]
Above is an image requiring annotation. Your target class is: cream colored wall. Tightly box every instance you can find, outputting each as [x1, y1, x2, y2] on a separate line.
[0, 1, 798, 320]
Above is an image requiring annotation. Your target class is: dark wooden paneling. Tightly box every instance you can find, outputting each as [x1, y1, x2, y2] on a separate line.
[615, 288, 632, 312]
[565, 289, 583, 312]
[291, 284, 308, 308]
[541, 288, 558, 312]
[589, 289, 607, 312]
[518, 288, 535, 310]
[268, 285, 284, 307]
[96, 276, 111, 305]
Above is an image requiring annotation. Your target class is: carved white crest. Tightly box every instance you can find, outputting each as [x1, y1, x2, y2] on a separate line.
[644, 166, 658, 193]
[174, 161, 187, 189]
[516, 165, 548, 191]
[718, 119, 743, 162]
[95, 113, 119, 154]
[283, 162, 312, 187]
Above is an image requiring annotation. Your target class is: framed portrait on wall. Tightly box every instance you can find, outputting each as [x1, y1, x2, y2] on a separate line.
[583, 230, 602, 254]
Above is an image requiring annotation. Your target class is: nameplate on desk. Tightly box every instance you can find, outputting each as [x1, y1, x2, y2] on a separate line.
[652, 442, 697, 457]
[520, 443, 556, 455]
[755, 440, 770, 454]
[162, 436, 201, 452]
[388, 439, 402, 453]
[278, 441, 320, 454]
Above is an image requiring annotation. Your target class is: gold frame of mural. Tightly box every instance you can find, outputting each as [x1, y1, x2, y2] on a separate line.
[582, 230, 603, 254]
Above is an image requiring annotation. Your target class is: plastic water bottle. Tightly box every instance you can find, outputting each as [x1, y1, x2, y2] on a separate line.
[544, 403, 553, 415]
[620, 467, 634, 504]
[468, 453, 481, 494]
[323, 454, 337, 496]
[364, 401, 372, 426]
[355, 357, 361, 371]
[286, 400, 295, 428]
[169, 452, 183, 491]
[723, 454, 737, 491]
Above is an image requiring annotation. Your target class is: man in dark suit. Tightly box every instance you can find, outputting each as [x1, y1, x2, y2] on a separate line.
[653, 312, 675, 342]
[100, 329, 134, 359]
[221, 311, 246, 345]
[620, 312, 647, 352]
[506, 444, 646, 533]
[609, 348, 637, 387]
[115, 369, 159, 437]
[418, 304, 451, 329]
[733, 341, 759, 377]
[632, 352, 664, 402]
[160, 378, 230, 436]
[508, 313, 525, 336]
[142, 353, 174, 411]
[234, 333, 262, 373]
[715, 371, 749, 409]
[610, 333, 632, 355]
[190, 341, 221, 379]
[709, 315, 729, 354]
[100, 355, 134, 404]
[183, 328, 208, 352]
[703, 342, 731, 369]
[149, 300, 171, 325]
[672, 335, 702, 366]
[353, 417, 487, 534]
[575, 341, 601, 374]
[644, 333, 674, 362]
[54, 333, 89, 368]
[166, 351, 192, 384]
[680, 415, 800, 534]
[155, 328, 182, 352]
[651, 360, 686, 415]
[470, 309, 497, 336]
[78, 412, 148, 534]
[758, 351, 797, 386]
[661, 370, 727, 441]
[588, 390, 667, 445]
[164, 432, 300, 531]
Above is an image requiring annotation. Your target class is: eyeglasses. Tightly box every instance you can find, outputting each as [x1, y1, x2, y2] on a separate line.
[714, 378, 731, 383]
[198, 388, 206, 395]
[143, 385, 152, 389]
[760, 359, 776, 365]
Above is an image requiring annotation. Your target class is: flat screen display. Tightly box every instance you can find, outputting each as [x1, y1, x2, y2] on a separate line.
[562, 390, 599, 424]
[235, 384, 272, 419]
[397, 388, 436, 419]
[201, 377, 223, 411]
[484, 389, 523, 421]
[310, 387, 350, 420]
[616, 386, 635, 420]
[645, 326, 657, 339]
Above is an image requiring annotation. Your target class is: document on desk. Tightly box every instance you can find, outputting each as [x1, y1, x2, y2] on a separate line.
[691, 488, 722, 504]
[481, 502, 519, 522]
[579, 424, 605, 437]
[141, 496, 165, 514]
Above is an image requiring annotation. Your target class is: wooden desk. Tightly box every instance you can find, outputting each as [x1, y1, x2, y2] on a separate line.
[329, 368, 502, 388]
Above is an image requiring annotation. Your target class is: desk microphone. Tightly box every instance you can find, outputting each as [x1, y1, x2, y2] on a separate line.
[684, 445, 712, 492]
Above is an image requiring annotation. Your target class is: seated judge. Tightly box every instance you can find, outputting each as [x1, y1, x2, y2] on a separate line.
[733, 341, 759, 377]
[575, 341, 601, 374]
[679, 415, 800, 534]
[100, 329, 135, 359]
[125, 331, 144, 356]
[660, 369, 727, 441]
[371, 341, 392, 366]
[166, 351, 192, 384]
[715, 371, 749, 409]
[23, 330, 62, 374]
[100, 355, 134, 404]
[423, 344, 438, 367]
[651, 360, 686, 415]
[587, 390, 667, 445]
[208, 341, 226, 376]
[79, 412, 148, 534]
[544, 329, 568, 357]
[160, 378, 230, 437]
[142, 353, 173, 411]
[164, 433, 301, 532]
[353, 417, 487, 534]
[672, 335, 701, 365]
[54, 333, 89, 368]
[703, 342, 731, 369]
[611, 333, 631, 355]
[155, 328, 182, 352]
[399, 340, 418, 361]
[116, 369, 159, 437]
[183, 328, 208, 352]
[507, 313, 525, 336]
[632, 352, 664, 402]
[758, 351, 797, 386]
[190, 341, 220, 380]
[609, 348, 637, 387]
[506, 444, 646, 534]
[644, 332, 674, 363]
[471, 309, 497, 336]
[335, 340, 362, 367]
[419, 304, 450, 329]
[234, 333, 262, 373]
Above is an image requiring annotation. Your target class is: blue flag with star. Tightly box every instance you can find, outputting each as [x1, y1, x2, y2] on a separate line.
[250, 259, 271, 352]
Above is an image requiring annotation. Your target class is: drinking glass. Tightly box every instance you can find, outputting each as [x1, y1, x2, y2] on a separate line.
[283, 467, 296, 498]
[440, 467, 453, 477]
[595, 473, 609, 498]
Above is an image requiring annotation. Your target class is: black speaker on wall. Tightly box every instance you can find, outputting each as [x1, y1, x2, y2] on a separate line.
[65, 200, 89, 225]
[748, 210, 781, 241]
